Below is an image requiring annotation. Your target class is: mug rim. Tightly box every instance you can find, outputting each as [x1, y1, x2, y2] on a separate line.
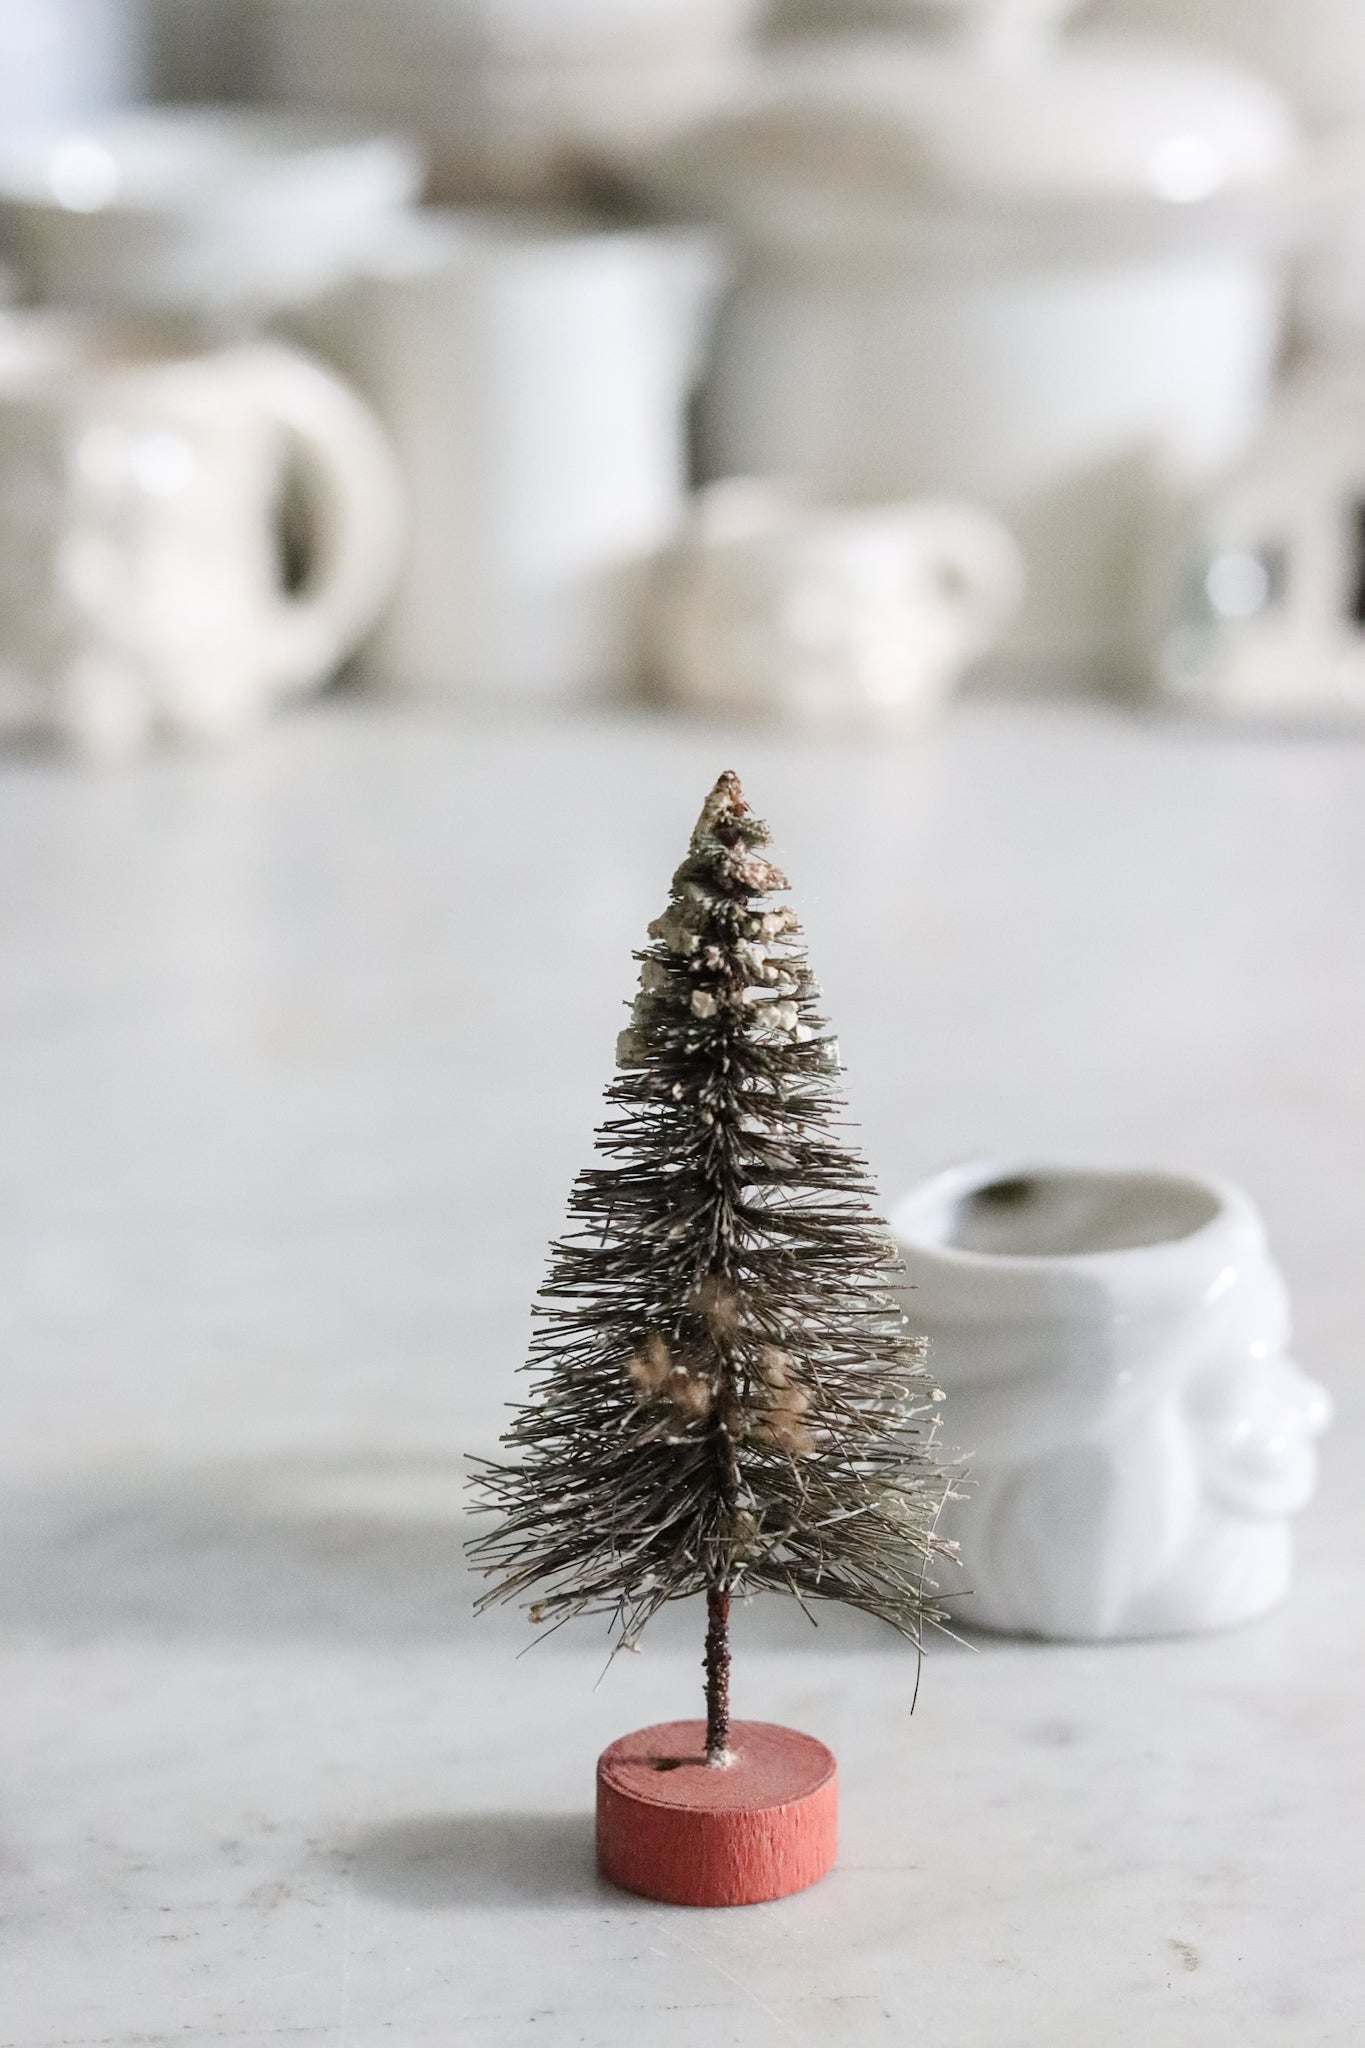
[891, 1158, 1253, 1274]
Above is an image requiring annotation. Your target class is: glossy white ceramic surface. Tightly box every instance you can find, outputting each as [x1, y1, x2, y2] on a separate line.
[0, 322, 403, 755]
[283, 211, 721, 703]
[0, 107, 422, 317]
[651, 478, 1023, 723]
[892, 1162, 1332, 1640]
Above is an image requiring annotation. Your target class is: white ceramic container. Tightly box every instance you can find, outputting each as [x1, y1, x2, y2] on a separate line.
[0, 318, 404, 755]
[0, 107, 423, 318]
[263, 0, 758, 204]
[653, 2, 1308, 682]
[1156, 351, 1365, 719]
[1080, 0, 1365, 353]
[651, 477, 1023, 724]
[0, 0, 148, 132]
[282, 210, 721, 703]
[890, 1162, 1332, 1640]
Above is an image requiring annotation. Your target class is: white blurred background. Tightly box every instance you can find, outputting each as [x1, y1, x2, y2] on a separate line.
[2, 0, 1365, 743]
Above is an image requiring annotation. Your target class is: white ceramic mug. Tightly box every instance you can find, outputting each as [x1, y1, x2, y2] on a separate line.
[891, 1162, 1332, 1640]
[282, 210, 722, 703]
[0, 319, 404, 755]
[651, 477, 1024, 724]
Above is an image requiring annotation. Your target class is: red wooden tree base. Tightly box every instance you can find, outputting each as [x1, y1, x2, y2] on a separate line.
[596, 1720, 838, 1908]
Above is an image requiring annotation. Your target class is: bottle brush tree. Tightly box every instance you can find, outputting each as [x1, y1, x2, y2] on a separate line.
[470, 772, 951, 1767]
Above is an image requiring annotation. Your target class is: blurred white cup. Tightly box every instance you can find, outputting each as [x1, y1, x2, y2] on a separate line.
[0, 106, 423, 320]
[282, 210, 723, 703]
[0, 318, 404, 755]
[652, 478, 1024, 725]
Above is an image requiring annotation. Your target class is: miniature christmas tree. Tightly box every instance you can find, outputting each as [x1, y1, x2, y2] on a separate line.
[470, 772, 950, 1905]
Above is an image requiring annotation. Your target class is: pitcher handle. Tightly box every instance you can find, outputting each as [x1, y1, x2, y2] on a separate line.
[234, 342, 405, 701]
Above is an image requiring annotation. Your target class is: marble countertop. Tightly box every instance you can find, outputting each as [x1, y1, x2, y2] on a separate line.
[1, 699, 1359, 2047]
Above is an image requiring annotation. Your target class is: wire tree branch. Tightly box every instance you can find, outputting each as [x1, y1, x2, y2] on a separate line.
[469, 772, 955, 1739]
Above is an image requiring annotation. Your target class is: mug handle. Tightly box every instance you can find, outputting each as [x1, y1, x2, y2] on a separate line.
[233, 342, 405, 701]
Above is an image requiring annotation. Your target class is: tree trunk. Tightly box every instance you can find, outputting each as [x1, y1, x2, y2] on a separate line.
[704, 1585, 732, 1765]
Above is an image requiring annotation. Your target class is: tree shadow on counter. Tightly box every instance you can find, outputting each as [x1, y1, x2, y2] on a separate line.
[0, 1450, 972, 1658]
[1, 1452, 511, 1647]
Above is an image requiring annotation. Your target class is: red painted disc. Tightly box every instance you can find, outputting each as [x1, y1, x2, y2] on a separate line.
[596, 1720, 838, 1908]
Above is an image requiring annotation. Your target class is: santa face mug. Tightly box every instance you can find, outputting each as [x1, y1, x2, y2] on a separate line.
[890, 1162, 1332, 1640]
[0, 317, 403, 756]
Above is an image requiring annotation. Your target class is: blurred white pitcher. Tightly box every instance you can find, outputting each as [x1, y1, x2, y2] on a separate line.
[0, 319, 404, 755]
[284, 211, 721, 703]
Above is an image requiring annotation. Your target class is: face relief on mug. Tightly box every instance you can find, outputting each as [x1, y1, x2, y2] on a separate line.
[0, 319, 404, 757]
[891, 1162, 1332, 1641]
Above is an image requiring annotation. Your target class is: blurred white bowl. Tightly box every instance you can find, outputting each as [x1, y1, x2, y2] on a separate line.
[0, 105, 425, 317]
